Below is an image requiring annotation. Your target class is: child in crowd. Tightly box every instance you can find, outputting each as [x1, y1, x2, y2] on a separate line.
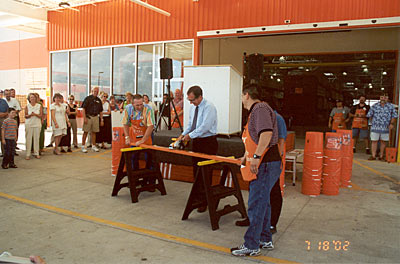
[1, 108, 18, 169]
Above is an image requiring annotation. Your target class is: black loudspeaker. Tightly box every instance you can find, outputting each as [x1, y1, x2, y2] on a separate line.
[160, 58, 173, 79]
[247, 53, 264, 81]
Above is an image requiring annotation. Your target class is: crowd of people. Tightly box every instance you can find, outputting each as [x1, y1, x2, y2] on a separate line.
[0, 86, 171, 168]
[328, 93, 397, 160]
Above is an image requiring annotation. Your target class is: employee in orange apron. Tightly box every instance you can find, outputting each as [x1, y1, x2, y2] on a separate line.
[231, 84, 281, 257]
[171, 89, 184, 128]
[122, 94, 155, 169]
[235, 99, 287, 237]
[328, 99, 350, 132]
[349, 95, 370, 154]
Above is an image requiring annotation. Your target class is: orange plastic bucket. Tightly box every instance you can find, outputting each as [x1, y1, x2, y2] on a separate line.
[305, 132, 324, 153]
[302, 144, 323, 196]
[111, 127, 127, 176]
[322, 140, 341, 196]
[385, 147, 397, 163]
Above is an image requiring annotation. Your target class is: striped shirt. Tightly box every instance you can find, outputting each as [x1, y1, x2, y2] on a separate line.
[122, 104, 155, 127]
[1, 118, 18, 140]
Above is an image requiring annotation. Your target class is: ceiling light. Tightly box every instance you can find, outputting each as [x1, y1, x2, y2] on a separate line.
[277, 78, 281, 82]
[298, 66, 304, 70]
[342, 72, 347, 76]
[382, 71, 387, 75]
[363, 68, 368, 73]
[130, 0, 171, 16]
[270, 76, 274, 79]
[273, 73, 277, 76]
[360, 60, 365, 62]
[355, 88, 358, 91]
[381, 87, 385, 90]
[305, 68, 310, 72]
[361, 65, 367, 68]
[324, 73, 334, 76]
[346, 82, 354, 85]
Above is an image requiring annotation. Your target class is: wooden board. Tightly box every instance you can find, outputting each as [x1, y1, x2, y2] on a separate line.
[121, 144, 242, 165]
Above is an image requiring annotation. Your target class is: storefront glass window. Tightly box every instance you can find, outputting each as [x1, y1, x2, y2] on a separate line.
[137, 45, 153, 99]
[165, 42, 193, 79]
[91, 48, 111, 95]
[51, 52, 68, 100]
[152, 44, 163, 102]
[113, 46, 136, 96]
[70, 50, 88, 103]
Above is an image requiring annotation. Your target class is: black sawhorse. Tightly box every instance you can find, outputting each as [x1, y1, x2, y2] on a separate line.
[182, 159, 247, 230]
[111, 147, 167, 203]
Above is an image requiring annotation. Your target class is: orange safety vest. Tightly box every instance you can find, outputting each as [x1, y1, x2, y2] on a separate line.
[172, 104, 183, 128]
[332, 112, 346, 131]
[240, 114, 269, 181]
[128, 113, 152, 146]
[352, 107, 368, 129]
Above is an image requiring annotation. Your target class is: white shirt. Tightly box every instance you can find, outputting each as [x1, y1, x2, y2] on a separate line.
[25, 103, 42, 128]
[102, 101, 110, 117]
[6, 98, 21, 111]
[50, 103, 67, 130]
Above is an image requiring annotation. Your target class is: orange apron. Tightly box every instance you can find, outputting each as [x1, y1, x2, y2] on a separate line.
[332, 112, 346, 131]
[172, 104, 183, 128]
[128, 112, 152, 146]
[352, 108, 368, 129]
[240, 117, 269, 181]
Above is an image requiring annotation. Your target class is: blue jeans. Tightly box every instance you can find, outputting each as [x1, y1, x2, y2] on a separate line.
[2, 139, 16, 166]
[244, 161, 281, 250]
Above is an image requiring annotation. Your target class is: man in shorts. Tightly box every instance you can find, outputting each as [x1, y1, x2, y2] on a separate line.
[81, 87, 103, 153]
[366, 93, 397, 160]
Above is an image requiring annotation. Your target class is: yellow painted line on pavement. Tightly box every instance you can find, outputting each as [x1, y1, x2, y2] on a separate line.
[0, 192, 299, 264]
[353, 159, 400, 185]
[350, 183, 400, 195]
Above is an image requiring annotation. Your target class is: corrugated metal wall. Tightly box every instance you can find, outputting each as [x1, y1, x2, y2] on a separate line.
[48, 0, 400, 51]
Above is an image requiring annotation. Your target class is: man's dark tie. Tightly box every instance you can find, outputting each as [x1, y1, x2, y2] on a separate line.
[190, 106, 199, 132]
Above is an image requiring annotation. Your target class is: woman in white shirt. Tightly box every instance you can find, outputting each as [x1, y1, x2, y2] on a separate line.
[96, 92, 111, 149]
[50, 93, 70, 155]
[24, 93, 43, 160]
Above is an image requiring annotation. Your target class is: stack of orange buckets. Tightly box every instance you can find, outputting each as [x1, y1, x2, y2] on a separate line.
[111, 127, 127, 176]
[322, 132, 342, 195]
[337, 129, 353, 187]
[302, 132, 324, 196]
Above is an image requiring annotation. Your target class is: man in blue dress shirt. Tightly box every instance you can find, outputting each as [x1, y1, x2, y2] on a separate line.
[177, 85, 218, 212]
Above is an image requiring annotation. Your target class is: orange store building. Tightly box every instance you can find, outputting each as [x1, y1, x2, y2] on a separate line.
[45, 0, 400, 146]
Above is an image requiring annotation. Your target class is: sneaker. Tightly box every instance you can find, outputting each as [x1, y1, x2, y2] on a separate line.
[366, 148, 371, 154]
[270, 226, 277, 234]
[9, 164, 17, 168]
[82, 147, 88, 153]
[1, 164, 8, 169]
[260, 241, 274, 250]
[60, 149, 66, 153]
[231, 244, 261, 257]
[92, 146, 100, 152]
[368, 156, 376, 161]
